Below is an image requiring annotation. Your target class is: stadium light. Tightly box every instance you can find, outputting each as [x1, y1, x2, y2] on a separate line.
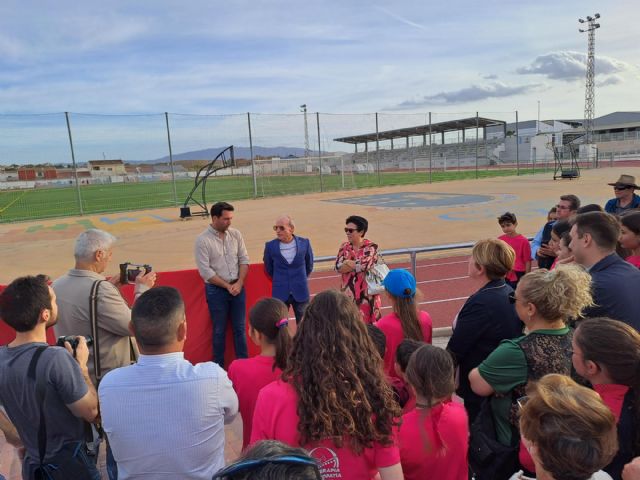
[578, 13, 602, 146]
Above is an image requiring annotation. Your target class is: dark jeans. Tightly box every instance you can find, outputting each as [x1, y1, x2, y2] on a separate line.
[285, 295, 308, 324]
[205, 283, 248, 368]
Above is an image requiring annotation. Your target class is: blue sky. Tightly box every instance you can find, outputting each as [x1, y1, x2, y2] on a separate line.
[0, 0, 638, 163]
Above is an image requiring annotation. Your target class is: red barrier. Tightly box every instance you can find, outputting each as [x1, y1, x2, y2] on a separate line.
[0, 264, 273, 365]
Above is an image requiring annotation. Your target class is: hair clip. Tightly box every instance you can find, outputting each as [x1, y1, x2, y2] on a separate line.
[276, 318, 289, 328]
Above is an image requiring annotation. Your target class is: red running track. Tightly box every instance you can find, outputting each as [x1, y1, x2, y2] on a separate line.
[309, 254, 473, 329]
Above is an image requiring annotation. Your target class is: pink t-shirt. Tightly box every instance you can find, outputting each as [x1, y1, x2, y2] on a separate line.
[251, 379, 401, 480]
[594, 383, 630, 422]
[499, 234, 531, 281]
[228, 355, 282, 449]
[399, 401, 469, 480]
[376, 311, 433, 380]
[626, 255, 640, 269]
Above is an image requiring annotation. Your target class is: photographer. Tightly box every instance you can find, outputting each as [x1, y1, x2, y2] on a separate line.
[53, 229, 156, 385]
[0, 275, 99, 479]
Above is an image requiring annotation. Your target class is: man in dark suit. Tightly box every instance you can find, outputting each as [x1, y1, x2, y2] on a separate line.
[570, 211, 640, 331]
[263, 215, 314, 323]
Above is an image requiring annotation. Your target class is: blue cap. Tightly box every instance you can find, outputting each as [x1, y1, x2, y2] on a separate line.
[383, 269, 416, 298]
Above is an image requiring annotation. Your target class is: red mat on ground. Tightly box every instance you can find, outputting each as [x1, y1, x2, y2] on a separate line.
[0, 264, 272, 365]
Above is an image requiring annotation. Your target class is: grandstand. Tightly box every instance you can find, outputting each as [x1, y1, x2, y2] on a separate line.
[334, 116, 507, 171]
[334, 112, 640, 170]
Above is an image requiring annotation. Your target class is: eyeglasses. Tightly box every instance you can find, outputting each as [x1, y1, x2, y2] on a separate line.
[508, 292, 517, 304]
[344, 227, 358, 233]
[273, 225, 287, 231]
[555, 204, 570, 210]
[614, 185, 633, 191]
[212, 455, 322, 479]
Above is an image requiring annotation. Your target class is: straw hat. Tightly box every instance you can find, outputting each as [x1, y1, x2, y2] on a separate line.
[608, 174, 639, 189]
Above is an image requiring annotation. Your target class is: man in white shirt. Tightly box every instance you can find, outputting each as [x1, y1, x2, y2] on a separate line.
[194, 202, 250, 367]
[98, 287, 238, 480]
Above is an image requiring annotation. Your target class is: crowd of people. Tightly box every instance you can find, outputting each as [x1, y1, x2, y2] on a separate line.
[1, 174, 640, 479]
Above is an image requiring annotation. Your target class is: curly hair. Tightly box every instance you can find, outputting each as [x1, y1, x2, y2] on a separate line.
[283, 289, 401, 454]
[520, 374, 617, 480]
[518, 264, 593, 322]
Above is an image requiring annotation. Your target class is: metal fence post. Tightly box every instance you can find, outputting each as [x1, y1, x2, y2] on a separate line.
[164, 113, 178, 205]
[475, 112, 479, 179]
[375, 112, 380, 185]
[428, 112, 432, 183]
[65, 112, 84, 215]
[316, 112, 323, 192]
[515, 110, 520, 176]
[341, 156, 345, 189]
[247, 112, 257, 197]
[410, 251, 417, 277]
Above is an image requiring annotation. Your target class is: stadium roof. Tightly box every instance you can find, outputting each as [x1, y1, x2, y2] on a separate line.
[334, 116, 506, 144]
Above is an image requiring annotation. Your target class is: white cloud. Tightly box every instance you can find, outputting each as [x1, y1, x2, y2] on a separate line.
[596, 75, 624, 87]
[517, 51, 631, 81]
[395, 82, 543, 107]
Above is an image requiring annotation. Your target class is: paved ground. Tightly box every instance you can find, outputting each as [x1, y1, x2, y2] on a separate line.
[0, 166, 635, 284]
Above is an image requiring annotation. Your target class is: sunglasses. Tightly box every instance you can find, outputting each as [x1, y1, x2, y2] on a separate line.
[212, 455, 322, 479]
[344, 227, 358, 233]
[273, 225, 287, 231]
[614, 185, 633, 191]
[508, 292, 517, 304]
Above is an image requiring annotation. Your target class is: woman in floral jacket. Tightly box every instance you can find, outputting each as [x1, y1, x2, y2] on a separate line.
[335, 215, 382, 323]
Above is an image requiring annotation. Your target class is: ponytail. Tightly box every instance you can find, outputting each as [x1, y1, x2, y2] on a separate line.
[248, 298, 292, 371]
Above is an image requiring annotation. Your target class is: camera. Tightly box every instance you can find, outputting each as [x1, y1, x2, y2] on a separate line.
[119, 262, 152, 284]
[56, 335, 94, 356]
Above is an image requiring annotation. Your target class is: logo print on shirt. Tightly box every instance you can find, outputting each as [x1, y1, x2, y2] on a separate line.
[309, 446, 342, 479]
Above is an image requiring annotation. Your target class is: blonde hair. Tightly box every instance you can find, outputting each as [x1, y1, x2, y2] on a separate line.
[520, 374, 618, 480]
[471, 239, 515, 280]
[518, 264, 593, 322]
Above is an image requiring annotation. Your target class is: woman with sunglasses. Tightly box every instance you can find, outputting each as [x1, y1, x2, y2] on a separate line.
[251, 290, 403, 480]
[335, 215, 382, 323]
[469, 265, 593, 478]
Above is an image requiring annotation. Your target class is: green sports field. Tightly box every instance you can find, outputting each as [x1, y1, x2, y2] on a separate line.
[0, 168, 532, 223]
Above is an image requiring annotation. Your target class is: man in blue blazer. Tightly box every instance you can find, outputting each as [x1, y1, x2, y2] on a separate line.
[263, 215, 314, 323]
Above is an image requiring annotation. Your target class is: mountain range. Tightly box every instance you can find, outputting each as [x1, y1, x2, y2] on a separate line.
[148, 145, 330, 164]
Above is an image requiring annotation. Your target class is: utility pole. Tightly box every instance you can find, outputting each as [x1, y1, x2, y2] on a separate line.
[578, 13, 601, 145]
[300, 104, 310, 158]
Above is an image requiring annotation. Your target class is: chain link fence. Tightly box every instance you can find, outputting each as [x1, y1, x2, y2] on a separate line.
[0, 111, 636, 223]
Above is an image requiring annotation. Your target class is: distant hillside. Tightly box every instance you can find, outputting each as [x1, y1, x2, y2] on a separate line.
[147, 146, 330, 163]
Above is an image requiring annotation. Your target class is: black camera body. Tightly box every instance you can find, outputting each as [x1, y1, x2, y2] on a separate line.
[119, 262, 152, 284]
[56, 335, 94, 355]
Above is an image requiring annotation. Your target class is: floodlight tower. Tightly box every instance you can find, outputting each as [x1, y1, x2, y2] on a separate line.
[578, 13, 601, 145]
[300, 104, 310, 158]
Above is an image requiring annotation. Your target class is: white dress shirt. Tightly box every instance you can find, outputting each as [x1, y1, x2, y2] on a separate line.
[99, 352, 238, 479]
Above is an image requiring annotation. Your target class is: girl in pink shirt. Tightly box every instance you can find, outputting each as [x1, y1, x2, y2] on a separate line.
[251, 290, 403, 480]
[376, 269, 432, 381]
[572, 318, 640, 479]
[620, 212, 640, 268]
[228, 298, 292, 449]
[399, 344, 469, 480]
